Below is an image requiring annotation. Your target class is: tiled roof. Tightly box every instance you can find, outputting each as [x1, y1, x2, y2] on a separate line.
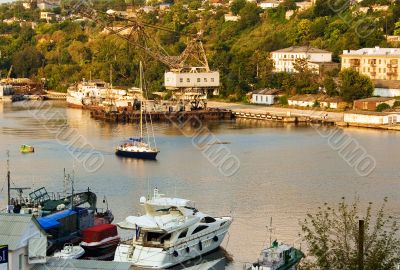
[354, 97, 395, 102]
[342, 47, 400, 57]
[253, 88, 280, 95]
[272, 46, 331, 54]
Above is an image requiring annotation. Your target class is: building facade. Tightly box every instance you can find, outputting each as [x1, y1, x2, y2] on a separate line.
[341, 47, 400, 81]
[251, 89, 279, 105]
[353, 97, 395, 111]
[271, 46, 334, 74]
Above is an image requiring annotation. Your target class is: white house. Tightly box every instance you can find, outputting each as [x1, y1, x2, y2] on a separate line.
[0, 214, 47, 270]
[320, 96, 346, 109]
[40, 12, 56, 22]
[37, 0, 60, 10]
[271, 46, 334, 74]
[258, 0, 280, 9]
[251, 89, 280, 105]
[224, 13, 240, 22]
[344, 111, 400, 125]
[288, 94, 322, 107]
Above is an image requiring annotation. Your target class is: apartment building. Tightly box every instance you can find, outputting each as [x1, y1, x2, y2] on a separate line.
[341, 47, 400, 81]
[271, 46, 336, 74]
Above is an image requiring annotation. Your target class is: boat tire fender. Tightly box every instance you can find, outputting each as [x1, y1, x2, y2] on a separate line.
[199, 241, 203, 251]
[173, 250, 178, 257]
[213, 235, 218, 242]
[186, 247, 190, 253]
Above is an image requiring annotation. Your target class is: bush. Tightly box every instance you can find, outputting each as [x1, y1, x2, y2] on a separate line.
[376, 103, 391, 112]
[279, 95, 288, 105]
[313, 100, 320, 107]
[392, 100, 400, 108]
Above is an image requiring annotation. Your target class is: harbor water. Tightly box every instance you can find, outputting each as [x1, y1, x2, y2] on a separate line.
[0, 101, 400, 268]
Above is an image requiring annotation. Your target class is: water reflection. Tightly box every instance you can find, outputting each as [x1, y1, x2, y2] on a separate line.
[1, 101, 400, 270]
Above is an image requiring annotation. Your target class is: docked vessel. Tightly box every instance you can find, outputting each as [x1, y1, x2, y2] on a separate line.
[249, 241, 304, 270]
[114, 188, 232, 268]
[115, 62, 159, 160]
[66, 79, 106, 108]
[81, 224, 120, 260]
[20, 144, 34, 153]
[53, 244, 85, 259]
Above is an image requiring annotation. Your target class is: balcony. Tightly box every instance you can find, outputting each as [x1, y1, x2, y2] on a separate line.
[349, 59, 360, 67]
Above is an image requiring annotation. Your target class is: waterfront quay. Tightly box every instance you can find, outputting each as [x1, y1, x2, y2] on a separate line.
[89, 106, 233, 123]
[208, 101, 344, 123]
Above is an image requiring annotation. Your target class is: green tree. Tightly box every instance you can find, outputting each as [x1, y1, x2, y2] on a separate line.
[238, 3, 262, 29]
[12, 46, 44, 77]
[300, 198, 400, 270]
[376, 103, 391, 112]
[394, 21, 400, 36]
[324, 76, 338, 96]
[230, 0, 246, 15]
[338, 69, 374, 102]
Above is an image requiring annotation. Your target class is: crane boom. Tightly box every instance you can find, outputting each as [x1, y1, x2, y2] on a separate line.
[72, 4, 210, 72]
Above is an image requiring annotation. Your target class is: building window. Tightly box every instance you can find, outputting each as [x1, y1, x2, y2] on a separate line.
[180, 78, 183, 83]
[363, 67, 366, 72]
[211, 78, 214, 82]
[255, 96, 258, 101]
[186, 78, 190, 82]
[204, 78, 207, 82]
[260, 96, 263, 102]
[197, 78, 200, 83]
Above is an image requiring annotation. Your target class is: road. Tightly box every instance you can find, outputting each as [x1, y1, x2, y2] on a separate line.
[207, 101, 344, 122]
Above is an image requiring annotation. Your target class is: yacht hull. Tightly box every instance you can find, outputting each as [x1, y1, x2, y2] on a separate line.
[114, 224, 230, 268]
[115, 149, 158, 160]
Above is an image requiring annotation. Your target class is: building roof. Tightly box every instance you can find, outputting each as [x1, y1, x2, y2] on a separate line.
[345, 110, 400, 116]
[252, 88, 280, 95]
[272, 46, 331, 54]
[31, 258, 134, 270]
[288, 94, 323, 101]
[342, 47, 400, 57]
[354, 97, 395, 102]
[0, 213, 43, 250]
[320, 96, 344, 103]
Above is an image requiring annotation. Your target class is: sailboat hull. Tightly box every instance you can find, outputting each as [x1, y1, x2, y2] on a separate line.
[115, 149, 158, 160]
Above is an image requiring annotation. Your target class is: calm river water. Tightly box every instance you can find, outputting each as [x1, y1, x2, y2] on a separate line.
[0, 101, 399, 268]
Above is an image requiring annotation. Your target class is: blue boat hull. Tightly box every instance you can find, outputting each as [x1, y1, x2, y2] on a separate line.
[115, 149, 158, 160]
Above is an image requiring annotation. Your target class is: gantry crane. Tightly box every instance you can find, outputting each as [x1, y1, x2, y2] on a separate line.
[72, 3, 219, 109]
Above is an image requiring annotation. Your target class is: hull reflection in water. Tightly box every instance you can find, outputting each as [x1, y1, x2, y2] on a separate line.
[170, 248, 231, 270]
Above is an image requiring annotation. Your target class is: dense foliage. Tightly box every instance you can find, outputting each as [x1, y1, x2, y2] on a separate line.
[0, 0, 398, 96]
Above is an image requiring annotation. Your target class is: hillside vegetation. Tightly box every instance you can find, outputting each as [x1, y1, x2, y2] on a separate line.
[0, 0, 399, 99]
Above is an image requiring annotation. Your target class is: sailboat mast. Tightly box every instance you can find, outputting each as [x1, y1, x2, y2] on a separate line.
[139, 62, 143, 139]
[6, 150, 10, 213]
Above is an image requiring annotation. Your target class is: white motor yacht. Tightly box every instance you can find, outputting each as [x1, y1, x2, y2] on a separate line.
[114, 189, 232, 268]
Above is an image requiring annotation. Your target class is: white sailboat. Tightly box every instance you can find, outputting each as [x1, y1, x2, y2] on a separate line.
[115, 62, 159, 160]
[114, 188, 232, 268]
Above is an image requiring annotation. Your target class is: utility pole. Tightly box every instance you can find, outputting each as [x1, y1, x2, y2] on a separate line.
[6, 151, 10, 213]
[358, 220, 364, 270]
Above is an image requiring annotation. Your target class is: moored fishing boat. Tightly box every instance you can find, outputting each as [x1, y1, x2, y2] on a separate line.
[114, 188, 232, 268]
[80, 224, 120, 260]
[20, 144, 34, 153]
[53, 244, 85, 259]
[249, 241, 304, 270]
